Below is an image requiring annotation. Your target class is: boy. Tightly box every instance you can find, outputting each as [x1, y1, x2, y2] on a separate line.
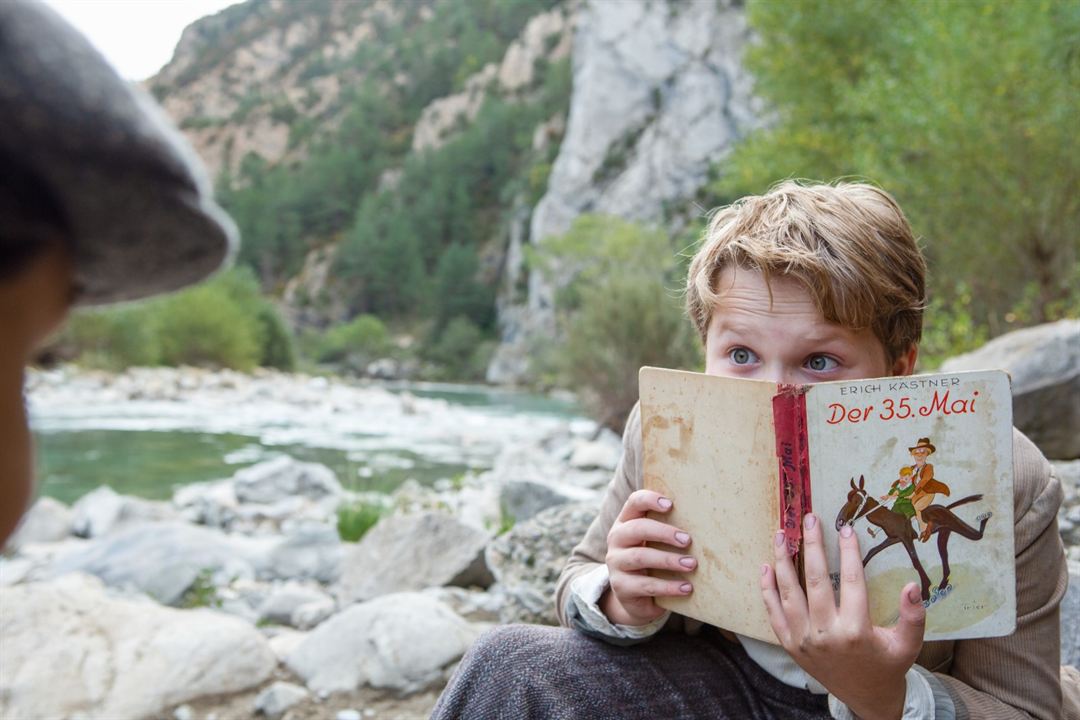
[433, 182, 1077, 719]
[0, 0, 236, 546]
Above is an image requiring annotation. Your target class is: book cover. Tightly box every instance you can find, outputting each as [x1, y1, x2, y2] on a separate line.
[640, 367, 1015, 643]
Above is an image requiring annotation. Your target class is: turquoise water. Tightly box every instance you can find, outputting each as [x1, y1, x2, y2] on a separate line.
[32, 382, 580, 504]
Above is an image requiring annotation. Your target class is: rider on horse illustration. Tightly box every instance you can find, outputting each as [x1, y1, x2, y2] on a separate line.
[907, 437, 951, 542]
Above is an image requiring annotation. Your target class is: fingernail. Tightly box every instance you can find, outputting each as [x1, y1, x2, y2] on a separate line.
[908, 586, 922, 604]
[803, 514, 816, 530]
[774, 531, 785, 547]
[675, 531, 690, 545]
[679, 556, 696, 569]
[840, 525, 853, 538]
[658, 497, 672, 510]
[680, 583, 692, 594]
[761, 564, 769, 576]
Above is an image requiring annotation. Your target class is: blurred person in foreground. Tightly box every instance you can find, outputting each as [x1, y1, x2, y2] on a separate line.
[0, 0, 236, 545]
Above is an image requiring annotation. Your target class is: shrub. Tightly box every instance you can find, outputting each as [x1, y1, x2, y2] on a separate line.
[422, 315, 495, 381]
[155, 284, 262, 370]
[337, 499, 387, 542]
[316, 314, 393, 364]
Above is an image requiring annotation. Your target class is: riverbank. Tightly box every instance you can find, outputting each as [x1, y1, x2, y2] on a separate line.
[4, 364, 1080, 719]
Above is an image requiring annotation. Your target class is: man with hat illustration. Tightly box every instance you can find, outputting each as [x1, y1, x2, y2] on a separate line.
[0, 0, 237, 545]
[906, 436, 951, 542]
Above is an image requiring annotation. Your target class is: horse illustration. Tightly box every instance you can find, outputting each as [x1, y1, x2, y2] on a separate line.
[834, 475, 993, 601]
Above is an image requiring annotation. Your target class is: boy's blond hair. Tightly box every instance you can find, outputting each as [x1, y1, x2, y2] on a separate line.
[686, 181, 926, 362]
[900, 466, 914, 477]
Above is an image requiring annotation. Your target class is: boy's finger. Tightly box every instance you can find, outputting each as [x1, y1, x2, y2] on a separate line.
[609, 546, 696, 573]
[617, 489, 674, 522]
[890, 582, 927, 659]
[800, 514, 836, 629]
[837, 523, 870, 621]
[760, 563, 792, 646]
[772, 530, 808, 628]
[611, 573, 692, 600]
[609, 517, 690, 550]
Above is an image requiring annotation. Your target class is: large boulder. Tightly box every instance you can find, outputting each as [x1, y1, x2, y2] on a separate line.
[232, 456, 342, 504]
[337, 512, 493, 603]
[0, 573, 275, 720]
[485, 502, 598, 625]
[941, 319, 1080, 459]
[6, 496, 72, 548]
[285, 593, 479, 695]
[46, 521, 262, 605]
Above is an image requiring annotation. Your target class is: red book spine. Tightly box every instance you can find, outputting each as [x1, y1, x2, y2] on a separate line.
[773, 384, 811, 557]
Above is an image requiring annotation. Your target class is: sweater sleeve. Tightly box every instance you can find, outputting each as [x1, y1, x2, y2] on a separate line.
[555, 403, 643, 628]
[929, 429, 1065, 719]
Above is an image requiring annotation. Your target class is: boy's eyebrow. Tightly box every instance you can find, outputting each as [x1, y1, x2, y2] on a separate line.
[713, 319, 854, 345]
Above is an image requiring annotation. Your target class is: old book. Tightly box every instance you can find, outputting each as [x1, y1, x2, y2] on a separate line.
[640, 366, 1015, 643]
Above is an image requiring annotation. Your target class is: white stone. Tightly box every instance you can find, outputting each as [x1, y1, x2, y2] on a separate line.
[233, 456, 342, 504]
[264, 522, 342, 583]
[46, 521, 264, 605]
[292, 598, 336, 630]
[6, 496, 72, 547]
[336, 711, 361, 720]
[267, 629, 309, 662]
[337, 513, 492, 604]
[0, 574, 275, 719]
[258, 582, 334, 626]
[254, 681, 308, 719]
[174, 705, 194, 720]
[568, 438, 621, 471]
[71, 485, 125, 538]
[286, 593, 479, 694]
[942, 319, 1080, 459]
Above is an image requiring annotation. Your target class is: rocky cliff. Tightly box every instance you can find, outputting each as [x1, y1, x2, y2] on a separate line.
[151, 0, 758, 383]
[489, 0, 760, 382]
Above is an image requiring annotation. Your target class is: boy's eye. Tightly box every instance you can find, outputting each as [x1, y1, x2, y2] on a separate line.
[805, 355, 839, 372]
[729, 347, 757, 365]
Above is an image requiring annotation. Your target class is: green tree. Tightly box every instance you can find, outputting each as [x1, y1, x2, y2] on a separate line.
[720, 0, 1080, 333]
[534, 215, 702, 431]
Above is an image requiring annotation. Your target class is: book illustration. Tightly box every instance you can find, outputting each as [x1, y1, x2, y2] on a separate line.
[836, 472, 993, 605]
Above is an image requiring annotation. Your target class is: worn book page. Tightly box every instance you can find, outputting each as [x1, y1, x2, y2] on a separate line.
[640, 367, 780, 642]
[806, 370, 1015, 641]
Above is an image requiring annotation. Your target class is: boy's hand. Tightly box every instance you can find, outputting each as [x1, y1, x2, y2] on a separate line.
[760, 513, 926, 720]
[600, 489, 696, 626]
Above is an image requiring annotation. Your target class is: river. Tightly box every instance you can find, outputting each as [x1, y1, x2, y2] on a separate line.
[27, 368, 584, 505]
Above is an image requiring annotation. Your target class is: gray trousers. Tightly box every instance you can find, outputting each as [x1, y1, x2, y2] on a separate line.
[431, 624, 832, 719]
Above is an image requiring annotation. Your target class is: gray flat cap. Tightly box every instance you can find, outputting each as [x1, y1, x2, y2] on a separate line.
[0, 0, 237, 305]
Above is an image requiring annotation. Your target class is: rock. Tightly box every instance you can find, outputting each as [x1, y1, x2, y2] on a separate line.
[267, 629, 308, 662]
[264, 522, 343, 583]
[254, 681, 308, 719]
[1062, 563, 1080, 666]
[46, 521, 261, 605]
[258, 582, 335, 627]
[174, 705, 194, 720]
[0, 573, 275, 720]
[285, 593, 479, 695]
[336, 711, 361, 720]
[292, 598, 336, 630]
[233, 456, 343, 504]
[338, 512, 493, 603]
[941, 319, 1080, 459]
[486, 502, 598, 625]
[6, 496, 72, 547]
[71, 485, 125, 538]
[174, 479, 239, 530]
[569, 437, 621, 471]
[490, 0, 758, 383]
[499, 479, 577, 523]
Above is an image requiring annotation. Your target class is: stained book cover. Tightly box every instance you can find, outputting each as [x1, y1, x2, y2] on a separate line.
[640, 366, 1015, 644]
